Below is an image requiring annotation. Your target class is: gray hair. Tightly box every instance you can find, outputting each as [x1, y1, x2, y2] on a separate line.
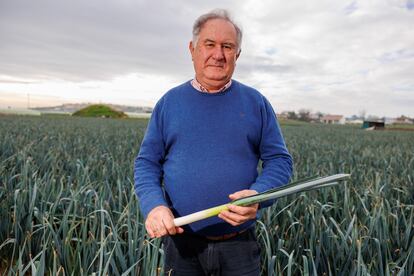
[192, 9, 242, 53]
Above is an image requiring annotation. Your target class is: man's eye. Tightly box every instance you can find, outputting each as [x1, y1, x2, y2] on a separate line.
[205, 43, 214, 47]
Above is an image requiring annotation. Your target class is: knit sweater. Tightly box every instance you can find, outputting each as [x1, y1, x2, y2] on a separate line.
[134, 80, 293, 236]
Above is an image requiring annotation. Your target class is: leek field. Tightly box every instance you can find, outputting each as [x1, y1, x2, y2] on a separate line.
[1, 116, 413, 275]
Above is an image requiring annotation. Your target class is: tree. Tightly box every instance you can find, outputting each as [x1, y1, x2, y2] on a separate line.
[287, 111, 297, 120]
[298, 109, 311, 122]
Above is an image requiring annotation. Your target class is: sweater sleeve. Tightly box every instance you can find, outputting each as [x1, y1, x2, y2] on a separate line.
[134, 99, 169, 218]
[250, 97, 293, 208]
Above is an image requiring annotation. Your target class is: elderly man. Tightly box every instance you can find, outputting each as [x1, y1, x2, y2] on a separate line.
[134, 9, 293, 275]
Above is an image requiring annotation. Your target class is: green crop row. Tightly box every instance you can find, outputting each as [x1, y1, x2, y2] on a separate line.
[0, 116, 413, 275]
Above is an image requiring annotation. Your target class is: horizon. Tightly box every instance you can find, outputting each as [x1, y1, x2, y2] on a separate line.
[2, 97, 412, 119]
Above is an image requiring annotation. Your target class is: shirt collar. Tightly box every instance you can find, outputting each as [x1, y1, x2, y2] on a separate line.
[191, 78, 232, 93]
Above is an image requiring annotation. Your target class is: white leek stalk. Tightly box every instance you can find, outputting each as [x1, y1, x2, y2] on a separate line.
[173, 173, 350, 227]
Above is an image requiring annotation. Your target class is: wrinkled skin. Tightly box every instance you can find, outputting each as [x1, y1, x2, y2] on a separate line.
[189, 18, 241, 92]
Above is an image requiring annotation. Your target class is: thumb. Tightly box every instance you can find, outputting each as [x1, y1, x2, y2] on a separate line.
[229, 189, 259, 201]
[228, 190, 246, 200]
[229, 193, 237, 200]
[176, 227, 184, 234]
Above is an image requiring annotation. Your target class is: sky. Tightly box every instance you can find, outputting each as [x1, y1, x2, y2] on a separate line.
[0, 0, 413, 117]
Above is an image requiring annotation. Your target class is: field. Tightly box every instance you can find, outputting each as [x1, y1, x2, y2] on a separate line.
[1, 116, 413, 275]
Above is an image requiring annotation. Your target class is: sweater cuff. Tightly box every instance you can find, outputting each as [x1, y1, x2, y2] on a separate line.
[249, 182, 271, 194]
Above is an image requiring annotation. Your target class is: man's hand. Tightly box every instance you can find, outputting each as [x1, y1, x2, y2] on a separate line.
[218, 189, 259, 226]
[145, 206, 184, 238]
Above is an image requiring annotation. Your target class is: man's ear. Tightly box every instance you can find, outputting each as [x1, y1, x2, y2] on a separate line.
[236, 49, 241, 60]
[189, 41, 194, 60]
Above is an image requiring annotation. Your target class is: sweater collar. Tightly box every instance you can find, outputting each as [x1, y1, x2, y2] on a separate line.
[191, 78, 232, 93]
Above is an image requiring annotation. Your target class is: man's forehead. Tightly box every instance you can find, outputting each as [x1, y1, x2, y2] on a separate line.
[199, 20, 237, 42]
[200, 19, 237, 35]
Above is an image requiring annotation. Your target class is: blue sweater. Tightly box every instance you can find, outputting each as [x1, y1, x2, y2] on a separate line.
[134, 80, 293, 236]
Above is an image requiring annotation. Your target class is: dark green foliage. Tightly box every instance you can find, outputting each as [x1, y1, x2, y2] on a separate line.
[72, 104, 127, 118]
[258, 125, 414, 275]
[0, 117, 413, 275]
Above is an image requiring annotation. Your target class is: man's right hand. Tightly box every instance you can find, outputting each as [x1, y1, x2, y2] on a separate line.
[145, 206, 184, 238]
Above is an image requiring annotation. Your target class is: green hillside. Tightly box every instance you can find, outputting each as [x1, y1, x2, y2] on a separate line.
[72, 104, 127, 118]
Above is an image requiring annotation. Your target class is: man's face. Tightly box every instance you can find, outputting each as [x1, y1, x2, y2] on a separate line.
[189, 18, 240, 91]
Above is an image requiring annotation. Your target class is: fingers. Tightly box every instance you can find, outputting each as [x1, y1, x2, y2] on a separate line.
[145, 218, 165, 238]
[228, 191, 245, 201]
[229, 189, 258, 201]
[146, 224, 155, 239]
[219, 210, 242, 226]
[228, 204, 257, 216]
[163, 217, 185, 236]
[146, 216, 169, 238]
[218, 204, 258, 226]
[175, 226, 185, 234]
[162, 219, 184, 236]
[220, 189, 260, 226]
[145, 206, 184, 239]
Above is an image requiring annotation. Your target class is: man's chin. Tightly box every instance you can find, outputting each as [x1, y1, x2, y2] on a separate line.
[204, 73, 228, 82]
[205, 78, 229, 86]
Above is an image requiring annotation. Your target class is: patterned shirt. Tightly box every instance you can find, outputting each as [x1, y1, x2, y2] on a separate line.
[191, 78, 232, 93]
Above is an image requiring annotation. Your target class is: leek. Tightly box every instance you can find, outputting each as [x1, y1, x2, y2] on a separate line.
[173, 173, 350, 227]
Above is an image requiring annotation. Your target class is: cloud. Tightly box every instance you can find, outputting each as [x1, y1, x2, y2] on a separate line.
[0, 0, 413, 117]
[0, 0, 198, 81]
[234, 0, 414, 116]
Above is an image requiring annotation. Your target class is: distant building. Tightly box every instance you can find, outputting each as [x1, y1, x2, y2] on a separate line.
[394, 115, 413, 124]
[384, 117, 397, 125]
[362, 120, 385, 130]
[320, 115, 345, 125]
[346, 118, 363, 125]
[345, 115, 364, 125]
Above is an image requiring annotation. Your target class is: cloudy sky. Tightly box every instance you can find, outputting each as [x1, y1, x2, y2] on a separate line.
[1, 0, 413, 117]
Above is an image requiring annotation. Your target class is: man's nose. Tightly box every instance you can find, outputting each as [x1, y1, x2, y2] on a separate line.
[212, 46, 225, 60]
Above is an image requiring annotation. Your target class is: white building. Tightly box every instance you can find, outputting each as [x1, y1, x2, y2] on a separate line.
[320, 115, 345, 125]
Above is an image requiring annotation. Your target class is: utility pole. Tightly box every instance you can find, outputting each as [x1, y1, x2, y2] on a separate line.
[27, 93, 30, 109]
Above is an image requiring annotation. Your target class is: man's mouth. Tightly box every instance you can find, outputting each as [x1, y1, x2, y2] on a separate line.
[207, 64, 225, 68]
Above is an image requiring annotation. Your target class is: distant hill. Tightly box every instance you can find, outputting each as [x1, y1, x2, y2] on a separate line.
[32, 103, 153, 114]
[72, 104, 128, 118]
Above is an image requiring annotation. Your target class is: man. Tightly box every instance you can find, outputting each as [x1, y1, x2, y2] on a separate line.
[134, 9, 293, 275]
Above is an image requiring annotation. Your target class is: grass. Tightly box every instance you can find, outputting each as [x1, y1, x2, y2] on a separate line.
[72, 104, 128, 118]
[0, 116, 413, 275]
[386, 124, 414, 131]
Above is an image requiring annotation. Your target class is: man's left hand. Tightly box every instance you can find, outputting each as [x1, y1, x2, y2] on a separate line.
[218, 189, 259, 226]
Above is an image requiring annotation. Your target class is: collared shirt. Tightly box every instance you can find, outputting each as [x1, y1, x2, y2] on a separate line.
[191, 78, 232, 93]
